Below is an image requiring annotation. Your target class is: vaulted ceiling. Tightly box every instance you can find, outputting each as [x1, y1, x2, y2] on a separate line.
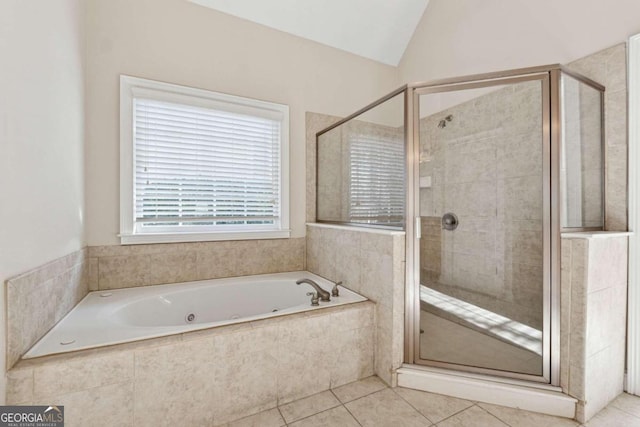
[189, 0, 430, 66]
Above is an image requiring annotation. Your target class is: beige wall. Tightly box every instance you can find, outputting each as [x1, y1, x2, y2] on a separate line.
[399, 0, 640, 84]
[0, 0, 86, 402]
[84, 0, 398, 245]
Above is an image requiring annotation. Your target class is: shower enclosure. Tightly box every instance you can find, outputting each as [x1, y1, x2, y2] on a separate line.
[316, 65, 604, 385]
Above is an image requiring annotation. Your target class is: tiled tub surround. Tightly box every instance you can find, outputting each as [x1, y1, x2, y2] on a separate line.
[6, 238, 304, 369]
[560, 233, 629, 423]
[25, 271, 365, 358]
[6, 248, 89, 369]
[306, 223, 405, 386]
[88, 237, 305, 290]
[7, 301, 375, 427]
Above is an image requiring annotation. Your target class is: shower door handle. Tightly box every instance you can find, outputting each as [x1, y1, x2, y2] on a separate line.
[415, 217, 421, 239]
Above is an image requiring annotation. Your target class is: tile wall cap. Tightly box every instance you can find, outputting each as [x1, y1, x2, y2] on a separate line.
[561, 231, 633, 239]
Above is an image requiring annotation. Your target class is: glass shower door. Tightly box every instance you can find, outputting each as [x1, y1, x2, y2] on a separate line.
[415, 76, 549, 379]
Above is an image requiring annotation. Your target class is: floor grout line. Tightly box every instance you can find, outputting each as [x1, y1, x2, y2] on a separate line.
[276, 405, 287, 426]
[475, 404, 513, 427]
[431, 403, 480, 426]
[334, 386, 390, 405]
[341, 403, 364, 427]
[390, 387, 436, 425]
[609, 402, 640, 419]
[231, 377, 640, 427]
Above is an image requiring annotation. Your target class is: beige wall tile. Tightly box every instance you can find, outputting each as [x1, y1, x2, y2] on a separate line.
[6, 368, 33, 405]
[563, 235, 628, 423]
[584, 345, 625, 421]
[50, 382, 134, 427]
[586, 288, 615, 357]
[94, 238, 305, 290]
[88, 257, 99, 290]
[334, 230, 362, 293]
[134, 365, 215, 427]
[329, 302, 374, 331]
[213, 352, 278, 424]
[306, 225, 404, 386]
[134, 337, 215, 378]
[6, 248, 89, 368]
[211, 323, 279, 360]
[329, 326, 375, 388]
[97, 250, 199, 289]
[587, 237, 628, 292]
[33, 351, 133, 399]
[276, 319, 333, 404]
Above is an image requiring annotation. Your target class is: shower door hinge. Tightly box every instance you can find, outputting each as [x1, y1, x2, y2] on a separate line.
[416, 217, 421, 239]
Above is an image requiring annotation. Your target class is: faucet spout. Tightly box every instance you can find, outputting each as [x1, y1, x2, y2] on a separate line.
[296, 279, 331, 302]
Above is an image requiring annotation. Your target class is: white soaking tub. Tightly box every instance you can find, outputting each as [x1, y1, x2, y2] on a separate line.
[25, 271, 366, 359]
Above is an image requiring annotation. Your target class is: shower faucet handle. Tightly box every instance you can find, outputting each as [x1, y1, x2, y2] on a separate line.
[332, 281, 342, 297]
[307, 292, 320, 306]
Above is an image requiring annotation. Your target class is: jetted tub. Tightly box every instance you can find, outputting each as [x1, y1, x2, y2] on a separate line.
[25, 271, 366, 359]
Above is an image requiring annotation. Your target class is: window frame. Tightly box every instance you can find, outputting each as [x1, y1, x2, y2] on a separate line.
[119, 75, 290, 244]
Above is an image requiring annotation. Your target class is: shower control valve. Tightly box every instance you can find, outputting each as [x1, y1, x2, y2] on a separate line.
[307, 292, 320, 306]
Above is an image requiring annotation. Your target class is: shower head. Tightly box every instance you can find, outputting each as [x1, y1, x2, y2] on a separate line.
[437, 114, 454, 128]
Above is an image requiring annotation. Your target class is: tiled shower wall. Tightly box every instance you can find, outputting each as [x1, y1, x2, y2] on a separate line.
[419, 80, 544, 329]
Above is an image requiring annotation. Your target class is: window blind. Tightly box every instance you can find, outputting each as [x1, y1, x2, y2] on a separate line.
[348, 134, 405, 226]
[133, 97, 281, 231]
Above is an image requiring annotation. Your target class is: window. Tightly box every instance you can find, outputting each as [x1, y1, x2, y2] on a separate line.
[348, 133, 405, 227]
[120, 76, 289, 244]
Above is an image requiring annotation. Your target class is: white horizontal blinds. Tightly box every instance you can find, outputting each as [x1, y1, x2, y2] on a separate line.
[349, 133, 405, 226]
[134, 97, 281, 230]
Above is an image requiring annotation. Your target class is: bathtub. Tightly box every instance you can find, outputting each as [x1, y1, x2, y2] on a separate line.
[25, 271, 366, 359]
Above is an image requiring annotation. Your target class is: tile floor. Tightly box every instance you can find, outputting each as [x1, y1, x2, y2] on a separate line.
[220, 376, 640, 427]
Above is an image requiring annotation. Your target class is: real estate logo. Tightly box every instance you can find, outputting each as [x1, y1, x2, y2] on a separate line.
[0, 406, 64, 427]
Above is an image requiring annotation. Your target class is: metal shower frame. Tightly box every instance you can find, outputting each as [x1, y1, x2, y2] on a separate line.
[315, 64, 605, 386]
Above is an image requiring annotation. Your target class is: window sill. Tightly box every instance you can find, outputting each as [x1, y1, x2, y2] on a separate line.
[119, 230, 291, 245]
